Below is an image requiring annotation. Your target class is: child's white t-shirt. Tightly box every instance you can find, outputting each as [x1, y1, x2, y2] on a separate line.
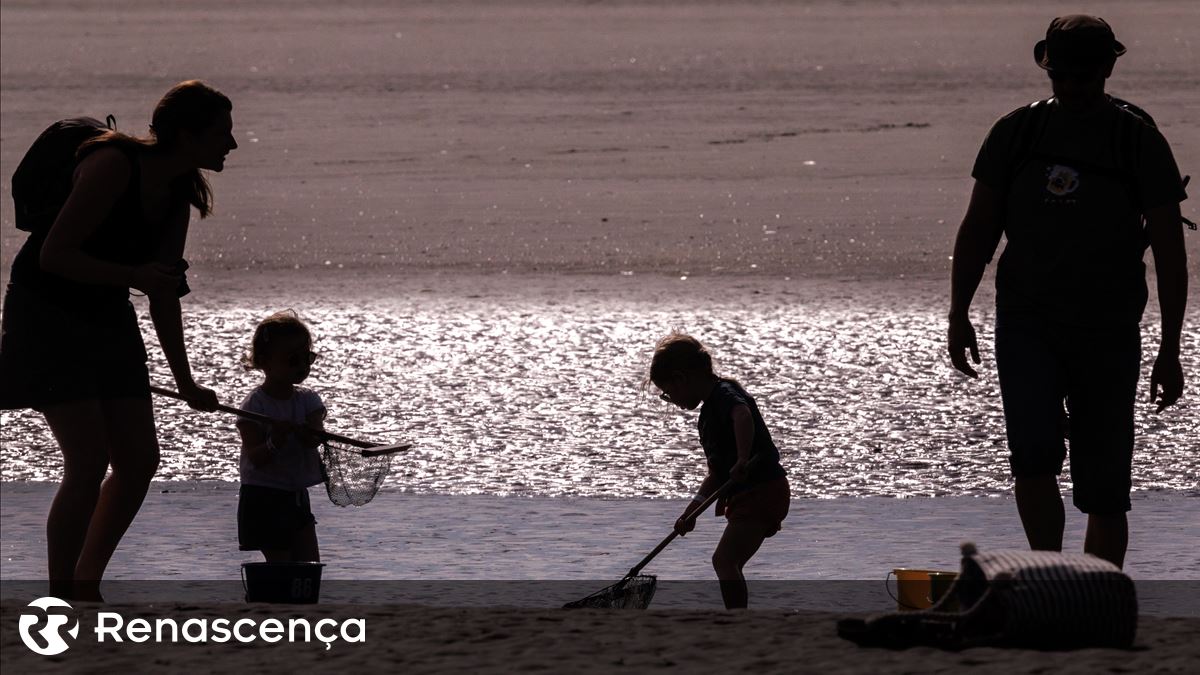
[237, 386, 327, 490]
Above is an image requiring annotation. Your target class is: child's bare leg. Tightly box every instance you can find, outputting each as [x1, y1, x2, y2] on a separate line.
[262, 549, 292, 562]
[292, 524, 320, 562]
[712, 520, 769, 609]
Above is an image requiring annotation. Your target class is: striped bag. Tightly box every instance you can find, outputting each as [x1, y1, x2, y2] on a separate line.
[837, 543, 1138, 650]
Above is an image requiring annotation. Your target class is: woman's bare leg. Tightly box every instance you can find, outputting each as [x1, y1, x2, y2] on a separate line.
[42, 400, 112, 598]
[72, 397, 160, 591]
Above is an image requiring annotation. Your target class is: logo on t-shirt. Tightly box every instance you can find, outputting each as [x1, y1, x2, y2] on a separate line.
[1045, 164, 1080, 197]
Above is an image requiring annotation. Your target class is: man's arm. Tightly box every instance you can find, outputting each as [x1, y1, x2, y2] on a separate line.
[948, 180, 1006, 378]
[1145, 201, 1188, 412]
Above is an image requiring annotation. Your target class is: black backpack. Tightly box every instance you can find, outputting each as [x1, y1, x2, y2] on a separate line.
[11, 114, 116, 234]
[1005, 96, 1195, 231]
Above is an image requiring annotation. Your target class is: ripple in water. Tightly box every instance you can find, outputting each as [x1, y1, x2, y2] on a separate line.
[2, 277, 1196, 498]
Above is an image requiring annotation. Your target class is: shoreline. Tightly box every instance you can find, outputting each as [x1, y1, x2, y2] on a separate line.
[4, 482, 1197, 586]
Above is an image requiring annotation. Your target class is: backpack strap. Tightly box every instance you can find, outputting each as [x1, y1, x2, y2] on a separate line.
[1005, 97, 1055, 194]
[1110, 96, 1196, 231]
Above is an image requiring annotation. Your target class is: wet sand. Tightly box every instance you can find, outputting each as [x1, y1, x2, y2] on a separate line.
[2, 482, 1197, 588]
[2, 0, 1197, 281]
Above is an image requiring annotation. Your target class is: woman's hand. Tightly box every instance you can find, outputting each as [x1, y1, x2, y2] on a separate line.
[130, 262, 182, 298]
[177, 381, 219, 412]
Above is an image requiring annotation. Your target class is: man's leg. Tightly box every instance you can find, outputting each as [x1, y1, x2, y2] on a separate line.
[996, 312, 1068, 553]
[1065, 321, 1139, 569]
[1084, 513, 1128, 568]
[1014, 474, 1065, 551]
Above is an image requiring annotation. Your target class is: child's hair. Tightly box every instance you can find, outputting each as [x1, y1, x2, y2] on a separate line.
[648, 332, 716, 385]
[243, 310, 311, 371]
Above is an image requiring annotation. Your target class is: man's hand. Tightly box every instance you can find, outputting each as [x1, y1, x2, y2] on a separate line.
[1149, 352, 1184, 413]
[948, 315, 981, 379]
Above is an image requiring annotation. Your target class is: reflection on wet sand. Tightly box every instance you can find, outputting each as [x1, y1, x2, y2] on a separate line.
[2, 277, 1195, 497]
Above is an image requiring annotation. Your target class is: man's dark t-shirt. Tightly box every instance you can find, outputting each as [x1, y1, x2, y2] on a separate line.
[698, 379, 787, 493]
[972, 99, 1187, 326]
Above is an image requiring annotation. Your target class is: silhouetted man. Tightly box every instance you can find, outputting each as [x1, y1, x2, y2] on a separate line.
[947, 16, 1188, 568]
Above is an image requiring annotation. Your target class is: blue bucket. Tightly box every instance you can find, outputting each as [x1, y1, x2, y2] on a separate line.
[241, 562, 325, 603]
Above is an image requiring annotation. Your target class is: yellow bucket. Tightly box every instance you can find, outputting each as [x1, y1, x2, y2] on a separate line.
[888, 568, 958, 611]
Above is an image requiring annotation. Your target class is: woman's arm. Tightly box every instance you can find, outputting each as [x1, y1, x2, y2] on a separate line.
[40, 148, 181, 295]
[148, 200, 218, 410]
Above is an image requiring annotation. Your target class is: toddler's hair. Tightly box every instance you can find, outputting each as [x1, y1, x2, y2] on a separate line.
[648, 332, 715, 384]
[243, 309, 311, 370]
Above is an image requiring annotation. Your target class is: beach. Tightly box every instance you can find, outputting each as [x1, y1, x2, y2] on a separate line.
[3, 483, 1199, 672]
[3, 0, 1200, 671]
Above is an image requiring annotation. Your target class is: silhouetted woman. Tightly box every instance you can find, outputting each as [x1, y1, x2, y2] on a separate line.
[0, 80, 237, 599]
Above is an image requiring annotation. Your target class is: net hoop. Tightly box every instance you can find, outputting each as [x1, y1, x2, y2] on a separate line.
[563, 574, 657, 609]
[320, 440, 393, 507]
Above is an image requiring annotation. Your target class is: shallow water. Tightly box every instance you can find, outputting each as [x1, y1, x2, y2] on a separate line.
[2, 275, 1197, 498]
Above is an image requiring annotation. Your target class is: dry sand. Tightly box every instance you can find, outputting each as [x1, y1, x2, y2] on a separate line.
[2, 601, 1198, 674]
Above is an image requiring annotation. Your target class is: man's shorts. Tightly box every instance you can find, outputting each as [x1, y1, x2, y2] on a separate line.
[994, 311, 1141, 514]
[716, 475, 791, 537]
[238, 484, 317, 551]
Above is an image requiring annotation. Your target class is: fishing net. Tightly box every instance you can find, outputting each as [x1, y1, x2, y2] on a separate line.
[320, 441, 393, 507]
[563, 575, 657, 609]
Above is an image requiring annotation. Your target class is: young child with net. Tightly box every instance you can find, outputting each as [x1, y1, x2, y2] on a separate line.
[235, 310, 327, 563]
[649, 333, 791, 609]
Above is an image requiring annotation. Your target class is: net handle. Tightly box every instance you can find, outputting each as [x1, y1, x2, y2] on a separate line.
[150, 385, 380, 450]
[625, 455, 762, 579]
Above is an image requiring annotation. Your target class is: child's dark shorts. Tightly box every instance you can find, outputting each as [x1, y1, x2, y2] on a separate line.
[238, 484, 317, 551]
[717, 475, 791, 537]
[994, 311, 1140, 515]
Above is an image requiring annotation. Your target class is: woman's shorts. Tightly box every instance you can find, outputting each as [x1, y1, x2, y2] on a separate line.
[0, 283, 149, 411]
[717, 475, 791, 537]
[238, 484, 317, 552]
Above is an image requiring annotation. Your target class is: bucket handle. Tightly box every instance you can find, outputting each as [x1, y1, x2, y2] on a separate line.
[884, 570, 929, 611]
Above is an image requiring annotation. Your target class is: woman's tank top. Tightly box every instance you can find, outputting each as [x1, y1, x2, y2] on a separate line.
[9, 147, 160, 309]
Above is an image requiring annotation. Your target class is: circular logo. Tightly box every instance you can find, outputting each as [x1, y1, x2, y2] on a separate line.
[18, 597, 79, 656]
[1045, 164, 1080, 196]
